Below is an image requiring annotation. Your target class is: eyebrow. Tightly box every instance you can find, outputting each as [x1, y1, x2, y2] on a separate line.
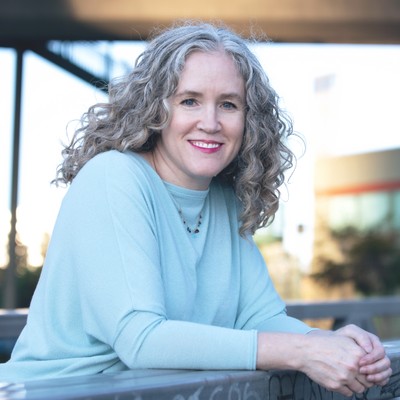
[174, 90, 245, 104]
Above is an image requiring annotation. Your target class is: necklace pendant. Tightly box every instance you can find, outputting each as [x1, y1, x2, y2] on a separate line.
[175, 205, 203, 235]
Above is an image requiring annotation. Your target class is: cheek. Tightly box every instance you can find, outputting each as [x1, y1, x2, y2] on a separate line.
[166, 119, 191, 140]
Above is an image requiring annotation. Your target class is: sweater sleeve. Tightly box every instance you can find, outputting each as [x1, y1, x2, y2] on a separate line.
[64, 151, 258, 370]
[234, 236, 313, 335]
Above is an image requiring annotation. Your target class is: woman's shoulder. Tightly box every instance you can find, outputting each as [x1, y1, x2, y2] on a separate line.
[86, 150, 147, 169]
[61, 151, 164, 220]
[77, 150, 154, 182]
[65, 150, 161, 204]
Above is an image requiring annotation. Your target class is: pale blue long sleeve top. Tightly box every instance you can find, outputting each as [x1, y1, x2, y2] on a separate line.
[0, 150, 312, 382]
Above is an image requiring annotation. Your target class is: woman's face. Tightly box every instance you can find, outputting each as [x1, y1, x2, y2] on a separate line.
[153, 50, 246, 190]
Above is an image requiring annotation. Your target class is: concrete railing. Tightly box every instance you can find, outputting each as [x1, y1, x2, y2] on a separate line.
[0, 308, 28, 362]
[0, 341, 399, 399]
[286, 296, 400, 334]
[1, 296, 399, 350]
[0, 299, 400, 399]
[0, 308, 27, 340]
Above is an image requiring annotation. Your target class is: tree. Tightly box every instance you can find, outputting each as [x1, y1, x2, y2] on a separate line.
[312, 227, 400, 296]
[0, 233, 46, 308]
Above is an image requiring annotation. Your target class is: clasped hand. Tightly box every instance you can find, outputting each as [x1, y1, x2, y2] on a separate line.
[306, 324, 392, 397]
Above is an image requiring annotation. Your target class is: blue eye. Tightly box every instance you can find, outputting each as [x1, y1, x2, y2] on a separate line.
[222, 102, 236, 110]
[181, 98, 196, 106]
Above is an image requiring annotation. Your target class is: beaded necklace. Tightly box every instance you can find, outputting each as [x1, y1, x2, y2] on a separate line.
[152, 151, 204, 234]
[170, 197, 203, 234]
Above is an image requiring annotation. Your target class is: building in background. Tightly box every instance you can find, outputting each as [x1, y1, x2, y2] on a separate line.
[259, 61, 400, 300]
[315, 148, 400, 233]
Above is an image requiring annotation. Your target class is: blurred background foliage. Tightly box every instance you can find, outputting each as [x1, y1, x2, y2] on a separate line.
[312, 227, 400, 296]
[2, 226, 400, 309]
[0, 237, 45, 309]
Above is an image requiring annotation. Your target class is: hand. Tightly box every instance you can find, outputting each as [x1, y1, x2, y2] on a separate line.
[335, 324, 392, 386]
[257, 331, 373, 397]
[256, 329, 392, 397]
[303, 330, 372, 397]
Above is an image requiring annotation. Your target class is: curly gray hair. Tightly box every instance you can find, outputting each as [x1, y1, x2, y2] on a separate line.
[55, 21, 298, 236]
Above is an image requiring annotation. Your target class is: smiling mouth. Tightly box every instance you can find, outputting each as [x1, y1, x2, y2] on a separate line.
[190, 141, 221, 149]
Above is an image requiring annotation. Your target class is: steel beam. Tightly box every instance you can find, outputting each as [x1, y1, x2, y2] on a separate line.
[0, 0, 400, 44]
[3, 48, 24, 310]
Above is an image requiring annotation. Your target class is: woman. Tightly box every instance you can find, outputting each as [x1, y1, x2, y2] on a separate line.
[0, 22, 391, 396]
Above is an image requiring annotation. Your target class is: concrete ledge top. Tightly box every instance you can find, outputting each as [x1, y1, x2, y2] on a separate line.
[1, 340, 399, 400]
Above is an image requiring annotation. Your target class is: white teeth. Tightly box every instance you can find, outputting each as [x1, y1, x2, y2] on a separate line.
[192, 141, 220, 149]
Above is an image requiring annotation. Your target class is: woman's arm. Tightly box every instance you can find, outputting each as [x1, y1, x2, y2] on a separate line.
[234, 234, 391, 396]
[256, 328, 392, 397]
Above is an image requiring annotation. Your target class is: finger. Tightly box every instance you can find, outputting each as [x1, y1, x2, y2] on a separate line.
[375, 377, 391, 387]
[351, 328, 375, 354]
[356, 375, 374, 389]
[366, 366, 393, 385]
[360, 355, 391, 374]
[348, 378, 367, 395]
[360, 349, 385, 366]
[337, 324, 373, 354]
[359, 336, 386, 366]
[341, 385, 355, 397]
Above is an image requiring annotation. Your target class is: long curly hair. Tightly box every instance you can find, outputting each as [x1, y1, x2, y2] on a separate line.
[55, 21, 299, 236]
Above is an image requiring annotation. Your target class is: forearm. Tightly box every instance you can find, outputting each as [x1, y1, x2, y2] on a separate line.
[256, 332, 306, 371]
[114, 315, 258, 370]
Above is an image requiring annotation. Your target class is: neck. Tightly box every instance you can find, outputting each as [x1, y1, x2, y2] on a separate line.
[150, 149, 211, 191]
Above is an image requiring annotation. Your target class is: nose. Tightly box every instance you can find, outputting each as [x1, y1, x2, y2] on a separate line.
[196, 105, 221, 134]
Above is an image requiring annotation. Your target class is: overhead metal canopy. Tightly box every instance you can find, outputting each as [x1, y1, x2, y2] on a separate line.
[1, 0, 400, 44]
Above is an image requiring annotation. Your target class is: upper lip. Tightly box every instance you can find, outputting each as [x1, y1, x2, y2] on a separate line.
[189, 139, 222, 144]
[189, 140, 223, 148]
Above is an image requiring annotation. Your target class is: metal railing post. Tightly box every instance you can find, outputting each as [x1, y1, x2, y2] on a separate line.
[3, 47, 24, 309]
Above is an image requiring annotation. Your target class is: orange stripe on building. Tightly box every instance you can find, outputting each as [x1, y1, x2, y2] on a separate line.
[316, 181, 400, 196]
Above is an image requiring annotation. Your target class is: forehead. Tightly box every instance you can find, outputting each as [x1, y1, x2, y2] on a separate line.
[176, 50, 245, 94]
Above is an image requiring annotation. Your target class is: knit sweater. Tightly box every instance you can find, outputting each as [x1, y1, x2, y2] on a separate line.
[0, 150, 311, 382]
